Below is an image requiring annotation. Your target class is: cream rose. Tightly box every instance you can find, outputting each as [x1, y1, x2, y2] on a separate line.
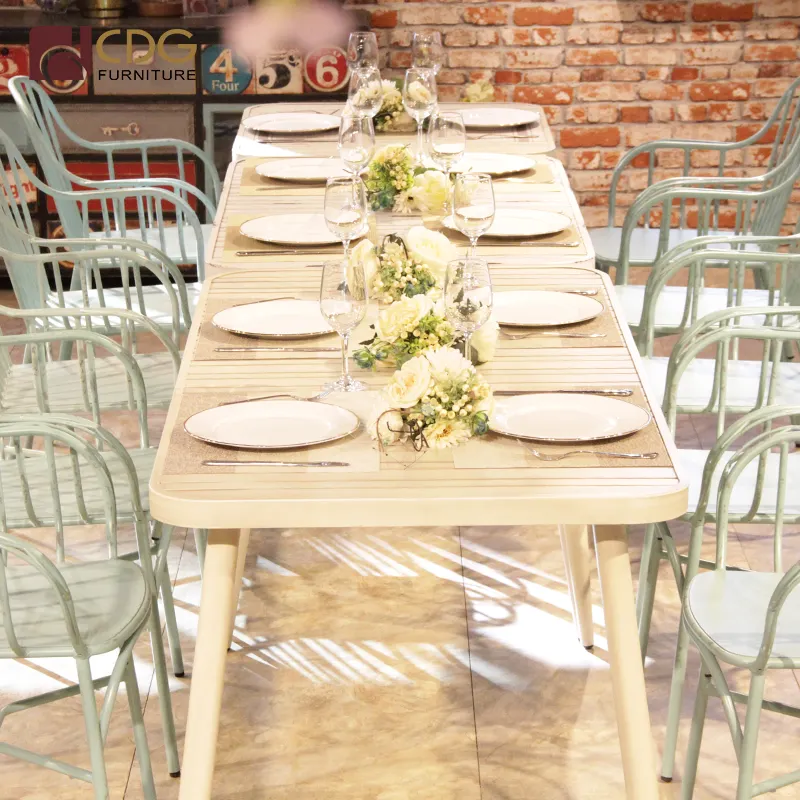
[374, 294, 433, 343]
[424, 418, 472, 449]
[424, 346, 474, 384]
[385, 355, 432, 408]
[469, 317, 499, 364]
[405, 226, 458, 280]
[347, 240, 379, 299]
[407, 80, 433, 105]
[410, 170, 449, 215]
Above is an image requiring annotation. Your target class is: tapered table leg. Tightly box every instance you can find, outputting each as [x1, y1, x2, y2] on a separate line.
[228, 528, 251, 648]
[593, 524, 658, 800]
[559, 524, 594, 648]
[178, 528, 244, 800]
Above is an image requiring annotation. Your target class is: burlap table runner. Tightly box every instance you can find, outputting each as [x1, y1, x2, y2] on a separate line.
[453, 387, 672, 469]
[164, 391, 381, 475]
[238, 158, 331, 197]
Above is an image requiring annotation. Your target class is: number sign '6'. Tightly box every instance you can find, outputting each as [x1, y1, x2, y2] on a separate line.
[303, 46, 348, 93]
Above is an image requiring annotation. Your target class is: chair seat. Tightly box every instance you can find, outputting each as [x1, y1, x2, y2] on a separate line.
[0, 352, 178, 413]
[0, 447, 156, 527]
[640, 356, 800, 410]
[0, 559, 150, 658]
[590, 227, 712, 267]
[614, 284, 770, 330]
[687, 570, 800, 664]
[89, 223, 212, 266]
[680, 447, 800, 518]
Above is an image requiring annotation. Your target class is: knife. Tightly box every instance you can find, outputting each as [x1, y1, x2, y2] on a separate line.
[214, 346, 339, 352]
[203, 460, 350, 467]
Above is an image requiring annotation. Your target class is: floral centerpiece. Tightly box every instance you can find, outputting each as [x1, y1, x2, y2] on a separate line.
[364, 144, 417, 212]
[354, 294, 456, 369]
[373, 79, 415, 132]
[370, 347, 493, 450]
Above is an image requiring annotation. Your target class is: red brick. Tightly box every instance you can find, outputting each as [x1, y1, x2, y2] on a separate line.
[444, 30, 477, 47]
[370, 9, 396, 28]
[530, 27, 563, 46]
[671, 66, 700, 80]
[744, 44, 799, 62]
[494, 70, 523, 85]
[566, 24, 621, 45]
[565, 48, 620, 66]
[513, 85, 574, 104]
[506, 49, 564, 68]
[758, 63, 788, 78]
[621, 106, 652, 123]
[757, 0, 800, 15]
[577, 83, 638, 102]
[684, 44, 742, 64]
[754, 78, 794, 98]
[578, 3, 639, 22]
[581, 67, 607, 82]
[449, 50, 502, 68]
[689, 81, 750, 100]
[560, 126, 621, 148]
[692, 2, 754, 21]
[735, 123, 776, 142]
[631, 153, 651, 168]
[641, 2, 687, 21]
[463, 6, 507, 25]
[678, 103, 710, 121]
[513, 5, 575, 26]
[624, 47, 678, 65]
[389, 51, 413, 69]
[708, 101, 739, 120]
[639, 82, 684, 100]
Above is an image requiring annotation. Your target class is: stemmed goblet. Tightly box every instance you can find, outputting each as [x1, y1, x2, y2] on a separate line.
[347, 65, 383, 119]
[411, 31, 444, 76]
[324, 176, 367, 257]
[427, 111, 466, 212]
[346, 31, 379, 72]
[338, 113, 374, 177]
[444, 257, 493, 361]
[452, 173, 495, 257]
[402, 67, 438, 166]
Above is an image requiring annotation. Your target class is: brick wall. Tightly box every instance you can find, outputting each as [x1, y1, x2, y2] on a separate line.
[349, 0, 800, 227]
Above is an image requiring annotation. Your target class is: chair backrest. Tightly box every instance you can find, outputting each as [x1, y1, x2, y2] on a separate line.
[760, 76, 800, 173]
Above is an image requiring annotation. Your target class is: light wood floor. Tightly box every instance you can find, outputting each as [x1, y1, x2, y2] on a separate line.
[1, 288, 799, 799]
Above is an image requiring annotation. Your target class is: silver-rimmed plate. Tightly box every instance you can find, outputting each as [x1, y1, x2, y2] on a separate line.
[493, 291, 603, 328]
[244, 112, 341, 134]
[490, 394, 652, 443]
[239, 213, 343, 246]
[212, 299, 334, 339]
[184, 398, 360, 450]
[256, 157, 350, 183]
[461, 107, 540, 129]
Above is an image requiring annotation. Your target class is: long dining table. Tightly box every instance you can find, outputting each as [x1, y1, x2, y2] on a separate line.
[150, 101, 687, 800]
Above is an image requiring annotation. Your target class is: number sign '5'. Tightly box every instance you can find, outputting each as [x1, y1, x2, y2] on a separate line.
[304, 46, 348, 93]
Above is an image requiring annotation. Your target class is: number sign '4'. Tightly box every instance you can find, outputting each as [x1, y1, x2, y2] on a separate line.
[304, 46, 349, 93]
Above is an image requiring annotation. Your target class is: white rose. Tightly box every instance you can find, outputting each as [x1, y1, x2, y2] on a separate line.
[405, 226, 458, 280]
[424, 418, 472, 449]
[347, 240, 379, 298]
[424, 346, 474, 384]
[369, 400, 407, 446]
[469, 317, 499, 363]
[375, 294, 433, 343]
[385, 355, 432, 409]
[407, 80, 433, 105]
[410, 170, 450, 215]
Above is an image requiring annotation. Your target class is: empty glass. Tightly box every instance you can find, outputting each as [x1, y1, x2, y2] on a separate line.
[338, 114, 375, 177]
[411, 31, 444, 76]
[347, 66, 383, 119]
[324, 176, 367, 257]
[453, 173, 495, 256]
[320, 258, 368, 392]
[347, 31, 379, 72]
[427, 112, 466, 211]
[444, 257, 493, 358]
[402, 68, 438, 165]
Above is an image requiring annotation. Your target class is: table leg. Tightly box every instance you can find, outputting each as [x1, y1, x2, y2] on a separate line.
[178, 528, 244, 800]
[228, 528, 251, 649]
[559, 524, 594, 649]
[593, 524, 658, 800]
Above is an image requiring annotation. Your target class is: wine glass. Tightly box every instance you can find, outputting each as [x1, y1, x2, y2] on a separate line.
[412, 31, 444, 76]
[444, 257, 493, 359]
[324, 176, 367, 257]
[347, 66, 383, 119]
[320, 259, 368, 392]
[427, 111, 466, 211]
[347, 31, 379, 72]
[402, 68, 438, 166]
[453, 173, 495, 257]
[338, 113, 375, 177]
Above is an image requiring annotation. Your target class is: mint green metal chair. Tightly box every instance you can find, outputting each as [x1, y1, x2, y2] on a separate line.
[679, 414, 800, 800]
[0, 417, 170, 798]
[0, 125, 211, 279]
[630, 309, 800, 782]
[593, 75, 800, 275]
[9, 74, 219, 213]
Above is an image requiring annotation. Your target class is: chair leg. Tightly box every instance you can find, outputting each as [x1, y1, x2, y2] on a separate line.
[159, 567, 185, 678]
[147, 606, 181, 777]
[76, 658, 110, 800]
[736, 672, 766, 800]
[124, 658, 157, 800]
[636, 522, 661, 660]
[194, 528, 208, 577]
[681, 667, 711, 800]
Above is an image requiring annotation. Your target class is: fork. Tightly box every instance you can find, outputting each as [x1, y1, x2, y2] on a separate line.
[517, 441, 658, 461]
[219, 388, 335, 406]
[501, 330, 606, 340]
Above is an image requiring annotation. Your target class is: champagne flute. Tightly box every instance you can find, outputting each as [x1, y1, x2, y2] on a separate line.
[444, 257, 493, 360]
[347, 65, 383, 118]
[427, 111, 466, 211]
[411, 31, 444, 76]
[324, 176, 367, 257]
[338, 113, 375, 177]
[320, 259, 368, 393]
[347, 31, 379, 72]
[402, 68, 438, 166]
[453, 173, 495, 257]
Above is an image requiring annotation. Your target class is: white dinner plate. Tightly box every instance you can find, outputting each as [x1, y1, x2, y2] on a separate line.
[493, 291, 603, 328]
[490, 394, 652, 443]
[443, 209, 570, 239]
[461, 107, 540, 129]
[184, 398, 360, 450]
[212, 299, 334, 339]
[243, 112, 341, 134]
[240, 213, 353, 246]
[256, 158, 350, 183]
[452, 153, 537, 177]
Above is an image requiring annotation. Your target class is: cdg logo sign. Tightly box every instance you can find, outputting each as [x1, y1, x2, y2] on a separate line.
[95, 29, 196, 64]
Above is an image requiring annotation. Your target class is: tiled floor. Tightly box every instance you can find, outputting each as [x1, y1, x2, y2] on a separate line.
[1, 289, 800, 799]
